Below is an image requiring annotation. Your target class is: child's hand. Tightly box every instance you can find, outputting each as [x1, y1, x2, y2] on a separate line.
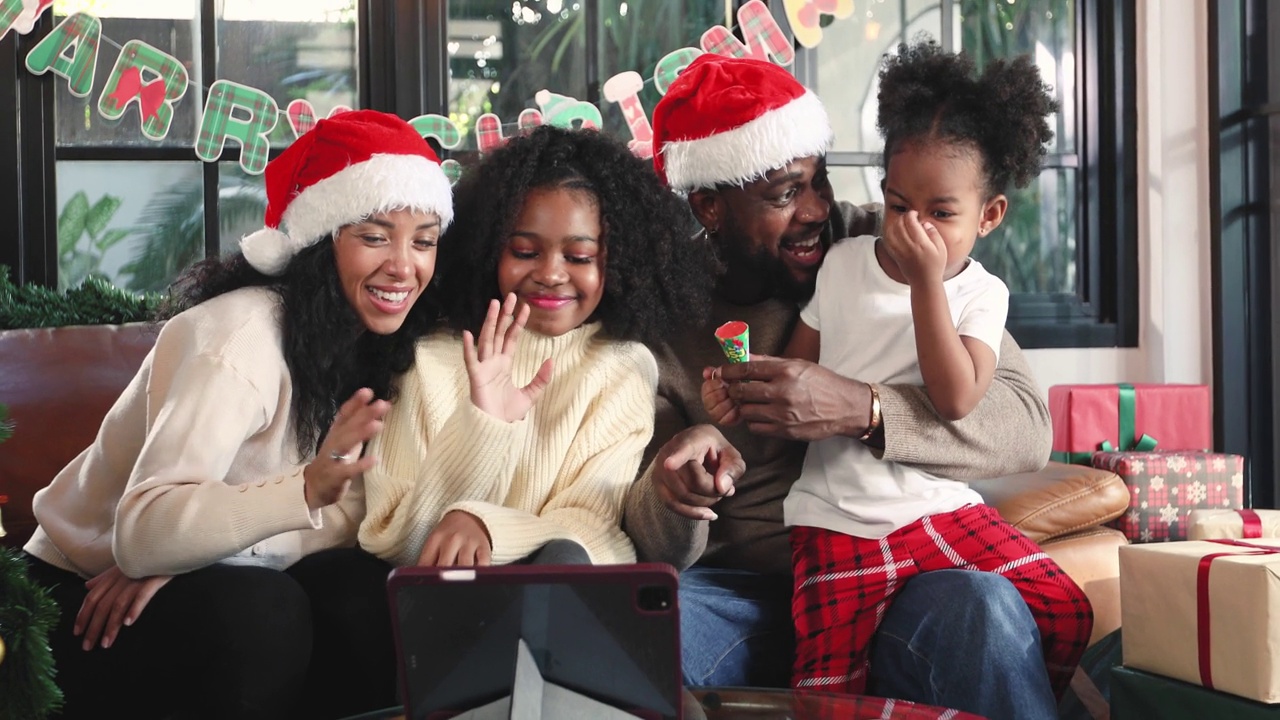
[463, 293, 555, 422]
[882, 210, 947, 285]
[701, 366, 741, 426]
[418, 511, 492, 567]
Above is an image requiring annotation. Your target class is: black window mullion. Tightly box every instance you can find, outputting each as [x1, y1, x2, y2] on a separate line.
[201, 0, 219, 259]
[13, 17, 57, 288]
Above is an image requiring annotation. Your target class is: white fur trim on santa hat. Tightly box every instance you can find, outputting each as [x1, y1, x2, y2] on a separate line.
[660, 91, 834, 193]
[241, 153, 454, 275]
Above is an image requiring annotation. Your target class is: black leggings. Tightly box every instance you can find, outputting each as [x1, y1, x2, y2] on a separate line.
[24, 553, 312, 720]
[288, 539, 591, 719]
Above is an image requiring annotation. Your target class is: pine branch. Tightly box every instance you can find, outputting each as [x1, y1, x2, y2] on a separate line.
[0, 266, 162, 331]
[0, 547, 64, 719]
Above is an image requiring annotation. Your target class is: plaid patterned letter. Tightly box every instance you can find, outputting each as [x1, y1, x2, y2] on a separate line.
[97, 40, 189, 140]
[701, 0, 794, 65]
[409, 113, 463, 184]
[23, 11, 100, 97]
[653, 48, 703, 96]
[473, 109, 543, 154]
[0, 0, 51, 42]
[195, 80, 279, 175]
[782, 0, 854, 49]
[602, 71, 654, 159]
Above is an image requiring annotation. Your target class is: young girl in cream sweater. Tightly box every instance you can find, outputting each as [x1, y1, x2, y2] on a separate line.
[359, 125, 716, 568]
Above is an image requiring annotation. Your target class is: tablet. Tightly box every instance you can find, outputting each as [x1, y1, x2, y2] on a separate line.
[387, 563, 682, 720]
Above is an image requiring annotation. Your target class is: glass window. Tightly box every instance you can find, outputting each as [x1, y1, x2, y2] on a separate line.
[218, 163, 270, 255]
[55, 161, 204, 292]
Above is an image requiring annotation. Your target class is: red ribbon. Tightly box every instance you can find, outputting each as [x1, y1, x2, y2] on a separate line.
[1239, 509, 1263, 538]
[1195, 539, 1280, 688]
[109, 66, 168, 123]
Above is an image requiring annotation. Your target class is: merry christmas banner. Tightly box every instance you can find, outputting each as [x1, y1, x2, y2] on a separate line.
[1, 0, 855, 177]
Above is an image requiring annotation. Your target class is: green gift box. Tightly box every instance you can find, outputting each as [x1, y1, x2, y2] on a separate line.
[1112, 666, 1280, 719]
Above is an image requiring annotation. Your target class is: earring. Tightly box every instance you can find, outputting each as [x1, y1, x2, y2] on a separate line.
[700, 226, 719, 242]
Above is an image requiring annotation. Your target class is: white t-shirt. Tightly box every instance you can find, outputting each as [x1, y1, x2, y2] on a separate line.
[783, 236, 1010, 539]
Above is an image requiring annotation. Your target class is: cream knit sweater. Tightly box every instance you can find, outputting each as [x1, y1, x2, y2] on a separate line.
[359, 323, 658, 567]
[24, 287, 361, 579]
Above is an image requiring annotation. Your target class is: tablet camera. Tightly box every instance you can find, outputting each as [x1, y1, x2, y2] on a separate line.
[637, 584, 673, 612]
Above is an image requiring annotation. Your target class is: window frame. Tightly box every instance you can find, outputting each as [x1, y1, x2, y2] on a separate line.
[790, 0, 1138, 349]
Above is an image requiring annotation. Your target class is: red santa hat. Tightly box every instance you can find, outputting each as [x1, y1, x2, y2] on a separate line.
[240, 109, 453, 275]
[652, 54, 833, 193]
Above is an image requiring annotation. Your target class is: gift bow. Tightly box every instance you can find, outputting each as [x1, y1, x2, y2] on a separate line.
[109, 66, 169, 123]
[1051, 383, 1161, 464]
[1196, 539, 1280, 689]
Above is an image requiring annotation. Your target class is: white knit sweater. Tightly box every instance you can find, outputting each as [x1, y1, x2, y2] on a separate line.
[24, 287, 361, 579]
[359, 323, 658, 567]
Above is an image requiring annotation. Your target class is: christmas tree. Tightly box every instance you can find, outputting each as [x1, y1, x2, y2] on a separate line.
[0, 402, 64, 719]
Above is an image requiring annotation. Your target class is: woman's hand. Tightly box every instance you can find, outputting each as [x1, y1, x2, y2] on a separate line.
[463, 293, 554, 423]
[418, 511, 493, 567]
[304, 388, 389, 510]
[75, 566, 172, 650]
[701, 367, 740, 426]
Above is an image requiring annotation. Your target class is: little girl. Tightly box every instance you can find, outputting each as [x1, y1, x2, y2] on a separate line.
[360, 124, 716, 568]
[704, 41, 1092, 704]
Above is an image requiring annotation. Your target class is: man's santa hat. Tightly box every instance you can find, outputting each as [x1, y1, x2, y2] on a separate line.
[240, 109, 453, 275]
[652, 54, 833, 193]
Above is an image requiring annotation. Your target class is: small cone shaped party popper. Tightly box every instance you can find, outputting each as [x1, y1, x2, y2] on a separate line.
[714, 321, 750, 363]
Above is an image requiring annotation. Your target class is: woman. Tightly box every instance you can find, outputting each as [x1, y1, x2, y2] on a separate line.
[21, 109, 453, 719]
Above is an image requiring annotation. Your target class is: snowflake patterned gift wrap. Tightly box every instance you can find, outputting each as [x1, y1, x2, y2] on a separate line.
[1120, 539, 1280, 703]
[1094, 452, 1245, 543]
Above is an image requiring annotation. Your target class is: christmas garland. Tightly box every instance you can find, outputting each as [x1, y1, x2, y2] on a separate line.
[0, 266, 160, 330]
[0, 401, 64, 719]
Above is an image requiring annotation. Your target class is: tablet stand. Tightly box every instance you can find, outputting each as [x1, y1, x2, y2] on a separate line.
[453, 638, 634, 720]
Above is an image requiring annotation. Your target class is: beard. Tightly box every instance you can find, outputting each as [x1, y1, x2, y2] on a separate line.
[714, 234, 820, 305]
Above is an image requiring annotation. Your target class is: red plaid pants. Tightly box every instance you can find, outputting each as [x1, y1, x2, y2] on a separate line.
[791, 504, 1092, 699]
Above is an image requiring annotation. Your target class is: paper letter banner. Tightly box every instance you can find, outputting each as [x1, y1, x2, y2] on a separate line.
[285, 100, 353, 138]
[474, 109, 544, 154]
[0, 0, 52, 42]
[701, 0, 794, 65]
[410, 114, 464, 185]
[783, 0, 854, 48]
[653, 48, 703, 96]
[535, 90, 601, 130]
[602, 71, 653, 159]
[23, 11, 100, 97]
[195, 80, 279, 175]
[97, 40, 188, 140]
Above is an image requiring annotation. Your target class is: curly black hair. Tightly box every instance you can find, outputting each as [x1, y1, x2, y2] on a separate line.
[159, 242, 440, 459]
[437, 125, 717, 345]
[877, 39, 1058, 196]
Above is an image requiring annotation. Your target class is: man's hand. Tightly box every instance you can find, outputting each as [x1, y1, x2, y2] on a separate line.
[881, 210, 947, 286]
[650, 425, 745, 521]
[720, 355, 873, 441]
[75, 566, 172, 650]
[700, 367, 741, 426]
[418, 511, 493, 567]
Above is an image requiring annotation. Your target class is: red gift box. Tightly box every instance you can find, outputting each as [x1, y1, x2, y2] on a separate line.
[1049, 383, 1212, 465]
[1096, 451, 1244, 542]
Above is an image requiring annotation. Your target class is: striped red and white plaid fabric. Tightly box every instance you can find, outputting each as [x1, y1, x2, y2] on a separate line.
[791, 504, 1092, 699]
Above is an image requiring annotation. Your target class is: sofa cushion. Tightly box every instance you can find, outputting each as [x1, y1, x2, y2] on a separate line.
[969, 462, 1130, 545]
[0, 324, 157, 549]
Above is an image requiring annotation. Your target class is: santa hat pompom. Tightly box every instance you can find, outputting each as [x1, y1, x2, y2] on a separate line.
[239, 226, 296, 276]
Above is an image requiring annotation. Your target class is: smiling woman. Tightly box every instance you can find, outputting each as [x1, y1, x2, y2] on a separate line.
[18, 110, 454, 719]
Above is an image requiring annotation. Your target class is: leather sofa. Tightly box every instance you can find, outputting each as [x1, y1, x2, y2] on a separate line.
[0, 323, 1130, 645]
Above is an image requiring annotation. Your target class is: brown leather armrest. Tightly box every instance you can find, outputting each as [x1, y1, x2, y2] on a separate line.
[969, 462, 1129, 544]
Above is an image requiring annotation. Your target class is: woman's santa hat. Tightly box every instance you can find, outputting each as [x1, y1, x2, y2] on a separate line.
[652, 54, 833, 193]
[240, 109, 453, 275]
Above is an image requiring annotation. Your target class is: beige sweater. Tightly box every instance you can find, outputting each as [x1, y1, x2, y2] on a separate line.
[359, 323, 658, 567]
[623, 202, 1054, 575]
[24, 287, 362, 579]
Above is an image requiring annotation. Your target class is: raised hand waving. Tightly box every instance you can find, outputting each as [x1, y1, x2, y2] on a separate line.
[463, 293, 555, 422]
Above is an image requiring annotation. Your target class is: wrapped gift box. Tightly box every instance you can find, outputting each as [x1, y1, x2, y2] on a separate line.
[1049, 383, 1211, 465]
[1120, 540, 1280, 703]
[1190, 509, 1280, 541]
[1096, 451, 1244, 542]
[1112, 666, 1280, 719]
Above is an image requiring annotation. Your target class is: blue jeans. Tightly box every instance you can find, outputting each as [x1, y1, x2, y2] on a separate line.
[680, 566, 1060, 720]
